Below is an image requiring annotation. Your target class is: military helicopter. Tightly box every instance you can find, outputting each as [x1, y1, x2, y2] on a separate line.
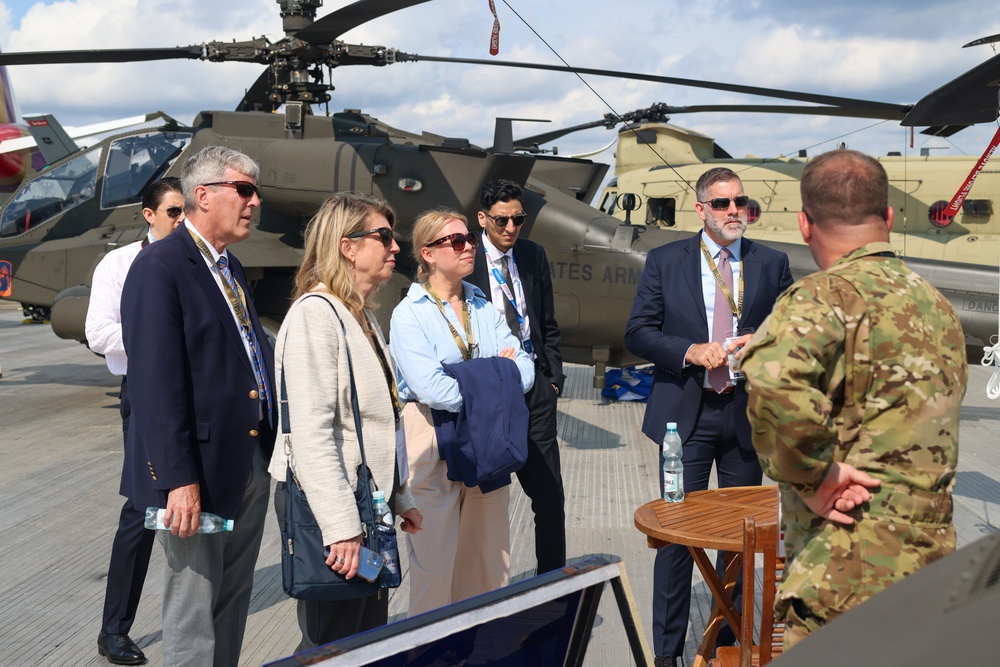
[0, 0, 997, 385]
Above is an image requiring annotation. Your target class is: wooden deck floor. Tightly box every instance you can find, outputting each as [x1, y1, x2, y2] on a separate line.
[1, 298, 998, 666]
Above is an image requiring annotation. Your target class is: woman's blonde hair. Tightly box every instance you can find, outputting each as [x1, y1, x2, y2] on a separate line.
[292, 192, 396, 320]
[411, 208, 469, 283]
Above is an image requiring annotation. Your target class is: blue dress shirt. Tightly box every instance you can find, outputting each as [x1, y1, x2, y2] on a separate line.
[389, 280, 535, 412]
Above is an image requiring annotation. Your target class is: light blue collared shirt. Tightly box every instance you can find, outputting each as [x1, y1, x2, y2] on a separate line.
[389, 280, 535, 412]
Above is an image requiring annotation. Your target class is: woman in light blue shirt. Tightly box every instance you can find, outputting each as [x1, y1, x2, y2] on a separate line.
[390, 208, 533, 616]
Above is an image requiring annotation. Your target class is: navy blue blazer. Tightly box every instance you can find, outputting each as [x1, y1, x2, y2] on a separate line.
[624, 233, 793, 450]
[432, 357, 529, 493]
[471, 238, 565, 393]
[120, 226, 276, 519]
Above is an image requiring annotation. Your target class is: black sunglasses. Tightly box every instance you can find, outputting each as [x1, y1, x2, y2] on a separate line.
[159, 206, 183, 218]
[700, 196, 749, 210]
[346, 226, 395, 247]
[483, 211, 527, 227]
[426, 232, 479, 251]
[202, 180, 262, 200]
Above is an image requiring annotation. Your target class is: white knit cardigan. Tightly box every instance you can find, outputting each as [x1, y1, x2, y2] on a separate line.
[268, 289, 415, 546]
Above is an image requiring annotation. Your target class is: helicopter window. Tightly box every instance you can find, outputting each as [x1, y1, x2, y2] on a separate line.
[600, 191, 619, 214]
[101, 132, 192, 209]
[0, 147, 101, 238]
[645, 197, 676, 227]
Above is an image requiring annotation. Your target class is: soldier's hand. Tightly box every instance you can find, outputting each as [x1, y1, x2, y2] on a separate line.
[686, 342, 728, 370]
[801, 462, 880, 525]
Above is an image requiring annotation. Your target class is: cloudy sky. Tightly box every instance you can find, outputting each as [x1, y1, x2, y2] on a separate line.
[1, 0, 1000, 178]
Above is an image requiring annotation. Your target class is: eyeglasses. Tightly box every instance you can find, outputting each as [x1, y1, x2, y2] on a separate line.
[346, 227, 395, 247]
[426, 232, 479, 251]
[202, 181, 262, 200]
[159, 206, 183, 218]
[483, 211, 527, 228]
[700, 196, 750, 210]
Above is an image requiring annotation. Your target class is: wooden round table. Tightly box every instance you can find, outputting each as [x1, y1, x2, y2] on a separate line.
[634, 486, 778, 667]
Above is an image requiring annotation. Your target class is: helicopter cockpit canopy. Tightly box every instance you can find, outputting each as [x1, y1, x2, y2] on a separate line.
[0, 146, 100, 238]
[0, 130, 192, 239]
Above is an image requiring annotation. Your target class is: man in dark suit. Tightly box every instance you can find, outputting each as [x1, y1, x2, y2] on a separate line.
[121, 146, 276, 667]
[624, 167, 793, 667]
[470, 179, 566, 574]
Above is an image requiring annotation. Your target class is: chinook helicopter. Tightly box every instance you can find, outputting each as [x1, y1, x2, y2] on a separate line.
[0, 0, 997, 384]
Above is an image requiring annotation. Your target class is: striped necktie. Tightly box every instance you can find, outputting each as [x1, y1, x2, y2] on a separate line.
[217, 255, 271, 421]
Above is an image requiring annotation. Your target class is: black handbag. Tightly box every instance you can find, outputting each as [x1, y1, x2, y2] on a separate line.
[279, 296, 400, 601]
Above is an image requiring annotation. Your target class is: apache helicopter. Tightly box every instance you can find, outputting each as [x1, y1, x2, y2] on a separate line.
[0, 0, 997, 386]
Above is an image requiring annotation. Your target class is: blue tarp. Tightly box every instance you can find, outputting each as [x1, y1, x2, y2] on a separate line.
[601, 366, 653, 402]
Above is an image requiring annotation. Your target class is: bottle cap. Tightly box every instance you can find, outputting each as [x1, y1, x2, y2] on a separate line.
[373, 490, 386, 501]
[223, 519, 234, 531]
[666, 421, 678, 430]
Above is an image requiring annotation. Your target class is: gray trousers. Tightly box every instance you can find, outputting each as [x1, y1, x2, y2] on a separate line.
[158, 444, 270, 667]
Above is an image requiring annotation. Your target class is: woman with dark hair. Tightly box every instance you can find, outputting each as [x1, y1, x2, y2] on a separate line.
[269, 192, 422, 648]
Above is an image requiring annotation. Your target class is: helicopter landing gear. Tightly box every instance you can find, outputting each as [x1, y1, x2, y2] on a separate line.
[21, 304, 50, 324]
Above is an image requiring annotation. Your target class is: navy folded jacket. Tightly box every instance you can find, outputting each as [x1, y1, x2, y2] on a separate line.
[432, 356, 529, 493]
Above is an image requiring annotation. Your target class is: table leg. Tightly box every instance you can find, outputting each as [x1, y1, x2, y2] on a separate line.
[690, 548, 743, 667]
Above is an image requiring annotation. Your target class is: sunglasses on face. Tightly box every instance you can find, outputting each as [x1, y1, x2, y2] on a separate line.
[345, 226, 395, 247]
[426, 232, 479, 251]
[700, 196, 750, 210]
[483, 211, 527, 227]
[159, 206, 183, 218]
[202, 180, 262, 200]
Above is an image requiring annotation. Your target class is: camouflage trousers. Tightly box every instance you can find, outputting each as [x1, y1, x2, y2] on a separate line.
[776, 483, 954, 646]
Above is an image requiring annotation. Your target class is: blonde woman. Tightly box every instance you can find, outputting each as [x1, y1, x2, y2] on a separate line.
[270, 192, 422, 648]
[390, 209, 534, 616]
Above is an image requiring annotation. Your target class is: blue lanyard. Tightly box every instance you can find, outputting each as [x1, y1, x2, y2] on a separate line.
[490, 265, 524, 327]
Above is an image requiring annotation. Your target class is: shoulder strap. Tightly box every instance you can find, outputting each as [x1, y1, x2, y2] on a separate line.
[279, 295, 374, 489]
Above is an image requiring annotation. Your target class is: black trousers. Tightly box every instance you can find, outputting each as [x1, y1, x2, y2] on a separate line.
[516, 376, 566, 574]
[101, 376, 156, 635]
[651, 391, 763, 658]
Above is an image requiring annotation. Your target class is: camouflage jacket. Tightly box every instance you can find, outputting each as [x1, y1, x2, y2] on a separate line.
[741, 241, 966, 629]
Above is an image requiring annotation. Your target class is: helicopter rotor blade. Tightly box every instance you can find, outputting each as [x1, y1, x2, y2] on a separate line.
[510, 103, 907, 150]
[396, 53, 913, 119]
[0, 46, 204, 66]
[294, 0, 434, 45]
[902, 50, 1000, 127]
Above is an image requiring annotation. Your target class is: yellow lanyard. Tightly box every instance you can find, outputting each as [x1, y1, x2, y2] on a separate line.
[699, 237, 743, 321]
[424, 283, 477, 361]
[367, 315, 401, 424]
[188, 228, 250, 328]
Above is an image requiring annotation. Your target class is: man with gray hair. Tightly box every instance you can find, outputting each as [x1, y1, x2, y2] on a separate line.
[121, 146, 275, 666]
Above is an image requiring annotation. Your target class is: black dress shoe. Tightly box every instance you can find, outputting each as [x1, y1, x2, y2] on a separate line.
[97, 633, 145, 665]
[654, 656, 677, 667]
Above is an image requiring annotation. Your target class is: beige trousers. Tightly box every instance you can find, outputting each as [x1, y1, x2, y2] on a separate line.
[402, 401, 511, 617]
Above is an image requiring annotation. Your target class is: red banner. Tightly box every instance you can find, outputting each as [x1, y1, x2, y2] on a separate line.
[944, 124, 1000, 217]
[489, 0, 500, 55]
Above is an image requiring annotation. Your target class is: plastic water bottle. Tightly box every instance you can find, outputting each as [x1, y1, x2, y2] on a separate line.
[662, 422, 685, 503]
[144, 507, 234, 533]
[372, 491, 400, 584]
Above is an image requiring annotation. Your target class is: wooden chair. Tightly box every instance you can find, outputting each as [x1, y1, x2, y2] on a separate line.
[711, 516, 785, 667]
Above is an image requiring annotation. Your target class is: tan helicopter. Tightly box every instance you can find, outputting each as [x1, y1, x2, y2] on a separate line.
[0, 0, 997, 385]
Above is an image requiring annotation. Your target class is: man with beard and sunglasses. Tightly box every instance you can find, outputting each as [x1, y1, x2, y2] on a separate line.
[625, 167, 793, 667]
[470, 179, 567, 575]
[86, 177, 184, 665]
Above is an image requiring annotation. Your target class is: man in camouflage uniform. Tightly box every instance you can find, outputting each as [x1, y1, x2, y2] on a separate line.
[740, 149, 967, 649]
